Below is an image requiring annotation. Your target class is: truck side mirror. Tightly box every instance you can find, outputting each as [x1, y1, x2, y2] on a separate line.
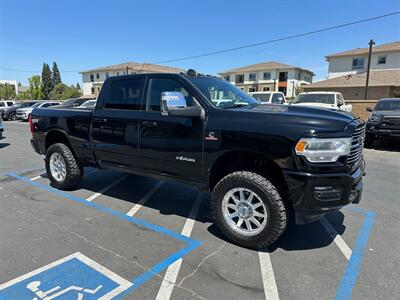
[365, 107, 372, 112]
[161, 91, 201, 117]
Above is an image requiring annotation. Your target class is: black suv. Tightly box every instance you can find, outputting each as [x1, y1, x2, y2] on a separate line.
[1, 101, 38, 121]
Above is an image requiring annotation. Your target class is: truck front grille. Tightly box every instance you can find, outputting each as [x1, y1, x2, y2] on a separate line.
[346, 124, 366, 169]
[381, 117, 400, 127]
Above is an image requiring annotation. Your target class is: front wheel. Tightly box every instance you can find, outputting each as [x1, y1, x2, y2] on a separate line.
[45, 143, 83, 190]
[9, 112, 16, 121]
[211, 171, 288, 249]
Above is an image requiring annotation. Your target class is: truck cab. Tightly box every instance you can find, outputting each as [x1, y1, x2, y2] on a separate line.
[291, 92, 352, 112]
[248, 91, 287, 104]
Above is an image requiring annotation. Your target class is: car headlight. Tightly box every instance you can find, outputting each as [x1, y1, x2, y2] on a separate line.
[295, 138, 352, 163]
[368, 115, 381, 123]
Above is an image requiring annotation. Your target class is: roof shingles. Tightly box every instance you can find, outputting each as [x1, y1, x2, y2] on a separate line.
[219, 61, 314, 74]
[80, 62, 184, 74]
[326, 40, 400, 58]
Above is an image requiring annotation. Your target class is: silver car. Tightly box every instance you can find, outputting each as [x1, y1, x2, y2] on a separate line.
[16, 101, 61, 121]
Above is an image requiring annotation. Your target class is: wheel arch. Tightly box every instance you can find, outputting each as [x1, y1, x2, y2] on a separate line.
[45, 129, 74, 154]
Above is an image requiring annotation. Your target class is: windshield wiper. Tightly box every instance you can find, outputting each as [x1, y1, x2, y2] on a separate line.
[220, 103, 251, 109]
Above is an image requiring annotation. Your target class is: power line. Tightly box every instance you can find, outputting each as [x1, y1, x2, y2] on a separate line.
[0, 10, 399, 73]
[153, 11, 400, 64]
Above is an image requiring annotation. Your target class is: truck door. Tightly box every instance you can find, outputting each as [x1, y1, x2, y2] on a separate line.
[138, 75, 204, 182]
[91, 76, 145, 170]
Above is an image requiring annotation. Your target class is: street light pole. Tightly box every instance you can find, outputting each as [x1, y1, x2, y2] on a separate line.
[364, 39, 375, 100]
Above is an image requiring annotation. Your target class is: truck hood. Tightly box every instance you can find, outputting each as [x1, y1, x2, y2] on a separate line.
[371, 110, 400, 117]
[224, 104, 357, 136]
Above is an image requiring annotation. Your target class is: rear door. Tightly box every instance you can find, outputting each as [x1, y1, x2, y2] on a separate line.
[91, 76, 145, 169]
[137, 75, 205, 181]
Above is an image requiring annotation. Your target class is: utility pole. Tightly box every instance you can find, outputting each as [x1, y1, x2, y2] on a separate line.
[364, 39, 375, 100]
[126, 66, 129, 75]
[4, 83, 9, 100]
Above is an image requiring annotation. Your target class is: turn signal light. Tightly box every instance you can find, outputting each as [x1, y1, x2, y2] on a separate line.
[295, 141, 307, 152]
[29, 115, 34, 134]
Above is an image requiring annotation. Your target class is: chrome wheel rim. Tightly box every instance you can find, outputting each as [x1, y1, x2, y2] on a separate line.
[222, 187, 268, 236]
[49, 152, 66, 182]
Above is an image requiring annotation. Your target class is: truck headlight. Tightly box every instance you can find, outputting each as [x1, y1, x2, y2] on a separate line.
[295, 138, 352, 163]
[368, 115, 380, 123]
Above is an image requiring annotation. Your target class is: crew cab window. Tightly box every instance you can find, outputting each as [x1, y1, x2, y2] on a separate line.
[146, 78, 192, 111]
[7, 101, 14, 106]
[0, 103, 4, 107]
[271, 93, 283, 103]
[337, 94, 344, 105]
[105, 78, 144, 110]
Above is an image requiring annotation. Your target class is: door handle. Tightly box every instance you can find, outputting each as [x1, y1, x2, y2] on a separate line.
[94, 117, 108, 123]
[142, 121, 158, 128]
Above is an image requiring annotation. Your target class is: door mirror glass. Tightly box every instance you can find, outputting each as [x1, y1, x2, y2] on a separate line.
[161, 92, 187, 115]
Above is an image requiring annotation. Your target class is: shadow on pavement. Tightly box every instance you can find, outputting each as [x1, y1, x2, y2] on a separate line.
[366, 139, 400, 152]
[0, 142, 10, 149]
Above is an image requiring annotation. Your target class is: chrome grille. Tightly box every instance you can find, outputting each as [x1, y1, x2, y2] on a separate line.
[382, 117, 400, 127]
[346, 124, 365, 169]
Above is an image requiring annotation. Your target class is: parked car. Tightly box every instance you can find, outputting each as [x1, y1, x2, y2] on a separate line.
[249, 91, 287, 104]
[365, 98, 400, 147]
[76, 100, 97, 109]
[17, 101, 61, 121]
[0, 100, 16, 115]
[0, 118, 3, 139]
[1, 101, 38, 121]
[53, 97, 95, 108]
[291, 92, 352, 112]
[30, 71, 365, 249]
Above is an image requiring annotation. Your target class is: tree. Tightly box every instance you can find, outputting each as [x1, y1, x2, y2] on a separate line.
[41, 63, 53, 99]
[76, 83, 81, 90]
[52, 62, 62, 86]
[0, 84, 16, 99]
[28, 75, 44, 100]
[49, 83, 82, 100]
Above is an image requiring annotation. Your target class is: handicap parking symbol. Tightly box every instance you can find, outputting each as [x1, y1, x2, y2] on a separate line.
[0, 252, 132, 300]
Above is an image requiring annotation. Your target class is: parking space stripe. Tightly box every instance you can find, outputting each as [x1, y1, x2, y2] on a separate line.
[155, 193, 203, 300]
[30, 175, 42, 181]
[320, 217, 352, 260]
[86, 174, 129, 202]
[126, 181, 164, 217]
[259, 250, 280, 300]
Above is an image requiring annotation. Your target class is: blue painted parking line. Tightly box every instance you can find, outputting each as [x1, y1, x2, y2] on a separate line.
[0, 252, 132, 300]
[5, 173, 202, 298]
[335, 209, 376, 300]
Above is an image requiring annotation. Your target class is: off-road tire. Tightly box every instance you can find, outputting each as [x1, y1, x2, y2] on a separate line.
[211, 171, 287, 249]
[45, 143, 83, 190]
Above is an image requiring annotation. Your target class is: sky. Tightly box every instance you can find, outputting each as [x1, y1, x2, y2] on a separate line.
[0, 0, 399, 86]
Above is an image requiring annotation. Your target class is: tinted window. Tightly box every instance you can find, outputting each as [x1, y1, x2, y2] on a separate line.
[0, 103, 4, 107]
[293, 94, 335, 104]
[105, 78, 144, 110]
[146, 78, 191, 111]
[252, 93, 271, 102]
[41, 103, 50, 108]
[7, 101, 14, 106]
[375, 100, 400, 111]
[271, 93, 283, 103]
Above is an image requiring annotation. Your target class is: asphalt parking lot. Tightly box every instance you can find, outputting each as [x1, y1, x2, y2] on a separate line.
[0, 121, 399, 300]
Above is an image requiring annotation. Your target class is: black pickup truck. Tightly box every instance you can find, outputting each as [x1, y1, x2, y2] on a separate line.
[30, 71, 365, 249]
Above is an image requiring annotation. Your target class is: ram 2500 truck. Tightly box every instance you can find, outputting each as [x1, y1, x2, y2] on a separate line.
[30, 71, 365, 249]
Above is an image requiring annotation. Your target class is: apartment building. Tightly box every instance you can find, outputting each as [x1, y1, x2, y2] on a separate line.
[218, 61, 314, 98]
[80, 62, 184, 96]
[326, 40, 400, 79]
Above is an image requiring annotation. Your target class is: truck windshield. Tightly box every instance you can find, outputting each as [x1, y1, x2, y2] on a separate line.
[374, 100, 400, 111]
[187, 77, 258, 108]
[251, 93, 271, 102]
[293, 94, 335, 105]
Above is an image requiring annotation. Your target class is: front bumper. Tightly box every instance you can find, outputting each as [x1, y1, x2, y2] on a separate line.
[367, 125, 400, 138]
[16, 113, 29, 120]
[283, 161, 365, 224]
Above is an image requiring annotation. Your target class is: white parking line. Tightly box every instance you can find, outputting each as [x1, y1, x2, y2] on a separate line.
[155, 193, 203, 300]
[259, 250, 280, 300]
[30, 168, 97, 181]
[320, 217, 352, 260]
[86, 174, 129, 202]
[126, 181, 164, 217]
[30, 175, 42, 181]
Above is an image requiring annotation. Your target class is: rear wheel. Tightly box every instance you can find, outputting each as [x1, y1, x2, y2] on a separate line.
[9, 112, 16, 121]
[45, 143, 83, 190]
[211, 171, 288, 249]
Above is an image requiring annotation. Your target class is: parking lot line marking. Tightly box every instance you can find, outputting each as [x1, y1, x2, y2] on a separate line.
[6, 173, 202, 298]
[335, 210, 376, 300]
[320, 217, 352, 260]
[30, 175, 42, 181]
[155, 193, 202, 300]
[259, 250, 280, 300]
[126, 180, 164, 217]
[86, 174, 129, 202]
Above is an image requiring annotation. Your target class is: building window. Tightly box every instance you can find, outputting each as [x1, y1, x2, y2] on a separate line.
[90, 74, 94, 82]
[223, 75, 230, 81]
[249, 73, 256, 81]
[116, 72, 120, 76]
[263, 86, 270, 91]
[297, 72, 301, 80]
[352, 57, 364, 69]
[96, 73, 100, 79]
[248, 87, 256, 93]
[263, 72, 271, 80]
[91, 87, 95, 94]
[235, 74, 244, 84]
[378, 56, 386, 65]
[105, 72, 109, 78]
